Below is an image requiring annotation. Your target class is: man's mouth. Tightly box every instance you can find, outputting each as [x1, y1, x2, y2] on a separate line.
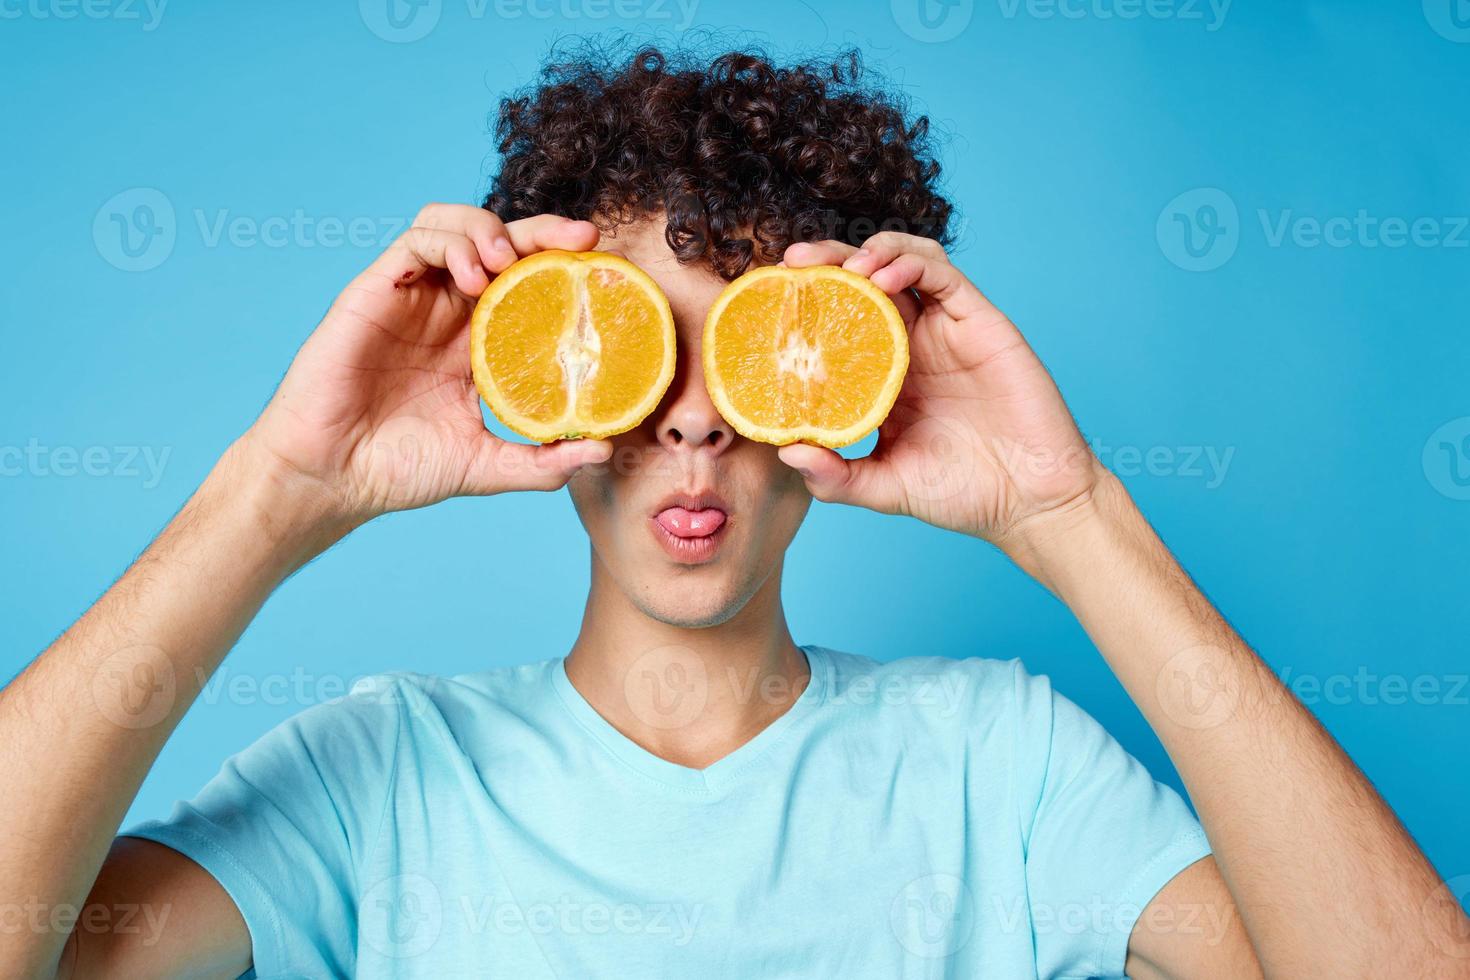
[650, 494, 730, 564]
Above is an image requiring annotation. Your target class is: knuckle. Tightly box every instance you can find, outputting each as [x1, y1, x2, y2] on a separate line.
[866, 230, 907, 248]
[470, 212, 507, 244]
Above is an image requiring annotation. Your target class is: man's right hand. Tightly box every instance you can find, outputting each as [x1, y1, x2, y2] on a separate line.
[244, 205, 614, 530]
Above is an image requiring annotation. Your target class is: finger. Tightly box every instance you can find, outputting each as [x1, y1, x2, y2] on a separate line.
[844, 234, 995, 324]
[463, 435, 613, 495]
[850, 231, 950, 264]
[501, 214, 601, 258]
[443, 237, 490, 297]
[374, 227, 488, 297]
[783, 239, 920, 321]
[783, 239, 860, 268]
[413, 203, 518, 274]
[777, 443, 902, 514]
[412, 205, 600, 273]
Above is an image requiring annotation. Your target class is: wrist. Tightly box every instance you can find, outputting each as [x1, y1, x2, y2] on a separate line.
[203, 435, 357, 573]
[996, 468, 1151, 595]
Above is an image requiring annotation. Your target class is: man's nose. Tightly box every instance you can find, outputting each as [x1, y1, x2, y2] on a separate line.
[653, 347, 735, 456]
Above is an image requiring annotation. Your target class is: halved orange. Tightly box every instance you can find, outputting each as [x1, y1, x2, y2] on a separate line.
[470, 250, 676, 442]
[702, 265, 908, 448]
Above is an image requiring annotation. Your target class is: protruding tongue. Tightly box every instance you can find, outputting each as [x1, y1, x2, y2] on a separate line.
[656, 507, 727, 539]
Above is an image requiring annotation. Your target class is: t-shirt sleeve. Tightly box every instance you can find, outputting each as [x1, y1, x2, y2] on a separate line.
[121, 674, 407, 979]
[1010, 662, 1212, 979]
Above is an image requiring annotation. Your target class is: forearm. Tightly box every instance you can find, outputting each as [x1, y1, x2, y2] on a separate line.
[0, 437, 344, 976]
[1005, 469, 1468, 976]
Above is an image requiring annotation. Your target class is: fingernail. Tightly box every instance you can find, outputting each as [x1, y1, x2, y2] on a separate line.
[853, 249, 870, 259]
[493, 238, 515, 255]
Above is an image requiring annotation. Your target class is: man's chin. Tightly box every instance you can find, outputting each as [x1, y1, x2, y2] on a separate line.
[633, 576, 753, 630]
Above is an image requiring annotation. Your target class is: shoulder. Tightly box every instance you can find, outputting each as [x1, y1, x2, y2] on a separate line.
[259, 660, 554, 748]
[339, 660, 561, 726]
[811, 646, 1058, 743]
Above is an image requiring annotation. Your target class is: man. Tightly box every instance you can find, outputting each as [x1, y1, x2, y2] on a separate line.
[3, 46, 1465, 979]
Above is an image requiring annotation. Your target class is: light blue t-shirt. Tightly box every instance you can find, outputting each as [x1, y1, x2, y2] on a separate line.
[126, 648, 1210, 979]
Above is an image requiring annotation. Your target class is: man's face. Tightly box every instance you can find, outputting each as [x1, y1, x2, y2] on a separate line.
[566, 218, 811, 628]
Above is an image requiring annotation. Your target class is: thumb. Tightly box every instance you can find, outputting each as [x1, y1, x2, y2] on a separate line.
[465, 435, 613, 495]
[777, 443, 899, 513]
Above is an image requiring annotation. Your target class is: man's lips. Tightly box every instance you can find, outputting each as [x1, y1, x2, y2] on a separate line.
[654, 506, 728, 539]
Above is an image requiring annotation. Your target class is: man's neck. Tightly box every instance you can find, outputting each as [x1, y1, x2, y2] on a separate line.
[564, 557, 809, 770]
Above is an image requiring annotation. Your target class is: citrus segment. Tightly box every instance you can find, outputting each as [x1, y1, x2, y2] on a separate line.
[470, 250, 676, 442]
[702, 265, 908, 448]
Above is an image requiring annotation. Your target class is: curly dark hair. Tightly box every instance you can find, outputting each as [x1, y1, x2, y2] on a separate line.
[483, 41, 954, 280]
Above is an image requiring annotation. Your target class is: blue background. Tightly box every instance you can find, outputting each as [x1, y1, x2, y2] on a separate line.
[3, 0, 1467, 897]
